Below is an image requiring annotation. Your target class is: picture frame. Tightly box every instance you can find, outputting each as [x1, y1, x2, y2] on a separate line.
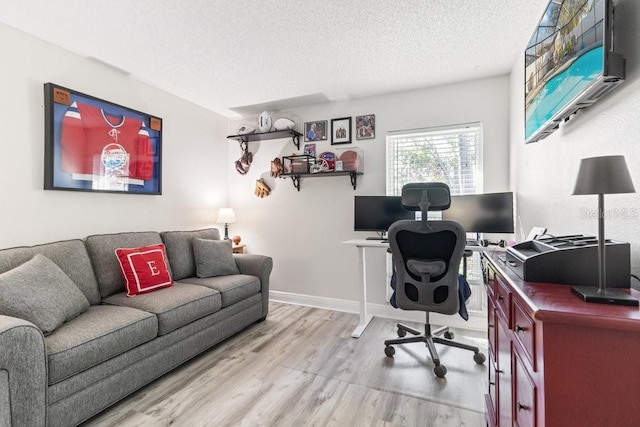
[44, 83, 162, 195]
[304, 120, 327, 142]
[331, 117, 352, 145]
[355, 114, 375, 140]
[303, 143, 317, 157]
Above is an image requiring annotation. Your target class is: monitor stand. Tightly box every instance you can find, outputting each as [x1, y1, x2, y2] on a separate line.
[366, 232, 387, 240]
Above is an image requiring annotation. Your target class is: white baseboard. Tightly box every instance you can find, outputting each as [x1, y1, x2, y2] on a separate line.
[269, 291, 486, 332]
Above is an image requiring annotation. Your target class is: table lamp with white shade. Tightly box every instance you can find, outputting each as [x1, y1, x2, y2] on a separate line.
[571, 155, 638, 306]
[216, 208, 236, 240]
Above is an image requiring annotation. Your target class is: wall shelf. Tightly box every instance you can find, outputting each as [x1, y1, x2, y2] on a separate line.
[280, 171, 363, 191]
[227, 129, 302, 152]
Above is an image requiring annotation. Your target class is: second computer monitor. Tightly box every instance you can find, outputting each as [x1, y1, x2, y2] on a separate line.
[443, 192, 514, 233]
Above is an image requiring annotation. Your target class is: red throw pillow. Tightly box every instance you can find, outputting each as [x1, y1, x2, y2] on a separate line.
[115, 244, 174, 296]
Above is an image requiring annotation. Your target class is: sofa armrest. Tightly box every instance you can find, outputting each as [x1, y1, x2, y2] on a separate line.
[233, 254, 273, 318]
[0, 315, 47, 427]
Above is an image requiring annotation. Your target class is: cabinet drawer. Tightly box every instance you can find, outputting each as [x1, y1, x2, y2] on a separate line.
[513, 352, 537, 427]
[513, 299, 536, 371]
[494, 273, 512, 326]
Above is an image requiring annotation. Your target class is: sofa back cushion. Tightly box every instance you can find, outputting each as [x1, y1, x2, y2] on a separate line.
[0, 239, 101, 305]
[160, 228, 220, 280]
[85, 232, 164, 298]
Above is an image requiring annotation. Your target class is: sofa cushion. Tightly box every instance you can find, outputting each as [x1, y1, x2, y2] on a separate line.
[193, 238, 240, 278]
[45, 304, 158, 385]
[116, 244, 174, 296]
[85, 232, 165, 298]
[103, 282, 222, 335]
[178, 274, 260, 308]
[0, 239, 102, 305]
[160, 228, 220, 280]
[0, 254, 90, 335]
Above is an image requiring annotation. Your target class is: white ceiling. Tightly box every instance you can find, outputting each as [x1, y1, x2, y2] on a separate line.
[0, 0, 548, 118]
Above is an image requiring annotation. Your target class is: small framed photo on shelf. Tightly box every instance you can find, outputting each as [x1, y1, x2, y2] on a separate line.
[331, 117, 351, 145]
[304, 120, 327, 142]
[303, 143, 316, 157]
[356, 114, 375, 140]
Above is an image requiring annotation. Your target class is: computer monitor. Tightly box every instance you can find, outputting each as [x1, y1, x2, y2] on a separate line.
[442, 192, 514, 233]
[354, 196, 415, 237]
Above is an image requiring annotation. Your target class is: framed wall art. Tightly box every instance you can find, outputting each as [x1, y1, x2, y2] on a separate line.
[356, 114, 375, 140]
[331, 117, 351, 145]
[303, 143, 316, 157]
[304, 120, 327, 142]
[44, 83, 163, 195]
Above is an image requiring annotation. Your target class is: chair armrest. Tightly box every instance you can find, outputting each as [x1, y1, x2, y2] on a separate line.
[233, 254, 273, 318]
[0, 315, 47, 427]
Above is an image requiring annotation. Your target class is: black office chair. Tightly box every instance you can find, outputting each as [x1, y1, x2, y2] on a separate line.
[384, 182, 486, 378]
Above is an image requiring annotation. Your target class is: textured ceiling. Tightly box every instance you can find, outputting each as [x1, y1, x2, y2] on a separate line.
[0, 0, 548, 117]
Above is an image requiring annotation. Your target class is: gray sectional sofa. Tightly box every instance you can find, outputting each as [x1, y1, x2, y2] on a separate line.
[0, 228, 273, 427]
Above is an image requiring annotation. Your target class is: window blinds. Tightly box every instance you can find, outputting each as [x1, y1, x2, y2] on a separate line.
[386, 122, 483, 196]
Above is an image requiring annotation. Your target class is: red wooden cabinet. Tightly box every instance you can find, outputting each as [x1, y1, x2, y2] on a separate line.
[483, 252, 640, 426]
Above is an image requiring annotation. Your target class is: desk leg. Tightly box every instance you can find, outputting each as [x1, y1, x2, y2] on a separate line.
[352, 246, 374, 338]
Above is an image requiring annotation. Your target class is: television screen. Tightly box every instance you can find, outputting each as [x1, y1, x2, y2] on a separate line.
[442, 192, 514, 233]
[354, 196, 414, 233]
[524, 0, 623, 143]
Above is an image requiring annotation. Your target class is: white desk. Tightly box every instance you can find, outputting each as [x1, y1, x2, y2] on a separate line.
[342, 238, 487, 338]
[342, 239, 389, 338]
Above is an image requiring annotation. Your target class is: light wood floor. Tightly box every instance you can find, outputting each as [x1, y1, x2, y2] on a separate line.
[82, 302, 488, 427]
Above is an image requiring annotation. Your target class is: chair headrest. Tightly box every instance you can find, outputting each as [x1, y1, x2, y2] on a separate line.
[401, 183, 451, 212]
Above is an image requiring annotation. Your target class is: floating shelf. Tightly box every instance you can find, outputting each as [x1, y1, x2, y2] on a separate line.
[227, 129, 302, 152]
[280, 171, 363, 191]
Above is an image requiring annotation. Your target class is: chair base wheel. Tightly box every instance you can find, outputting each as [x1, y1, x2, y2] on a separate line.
[434, 364, 447, 378]
[384, 346, 395, 357]
[474, 352, 486, 364]
[397, 328, 407, 337]
[444, 331, 454, 339]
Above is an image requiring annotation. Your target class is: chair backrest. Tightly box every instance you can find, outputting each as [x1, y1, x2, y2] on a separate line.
[388, 183, 466, 314]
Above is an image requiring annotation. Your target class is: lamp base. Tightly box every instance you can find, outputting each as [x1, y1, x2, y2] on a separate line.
[571, 286, 639, 306]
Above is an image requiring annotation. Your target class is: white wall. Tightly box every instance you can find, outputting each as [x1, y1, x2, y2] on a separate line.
[510, 0, 640, 283]
[228, 76, 511, 305]
[0, 24, 229, 248]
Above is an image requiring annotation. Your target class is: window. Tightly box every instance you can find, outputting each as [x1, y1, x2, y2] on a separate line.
[386, 122, 482, 197]
[385, 122, 484, 287]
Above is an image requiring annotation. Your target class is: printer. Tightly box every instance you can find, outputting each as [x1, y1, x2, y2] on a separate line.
[505, 235, 630, 287]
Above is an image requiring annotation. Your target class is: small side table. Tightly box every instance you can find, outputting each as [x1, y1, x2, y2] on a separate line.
[232, 244, 246, 254]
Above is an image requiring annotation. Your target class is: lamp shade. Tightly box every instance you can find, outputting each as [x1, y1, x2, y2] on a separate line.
[572, 155, 635, 195]
[216, 208, 236, 224]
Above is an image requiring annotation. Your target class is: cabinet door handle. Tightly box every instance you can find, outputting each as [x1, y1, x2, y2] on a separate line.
[488, 323, 494, 329]
[517, 402, 529, 411]
[489, 381, 495, 386]
[497, 294, 504, 301]
[507, 260, 517, 267]
[515, 324, 527, 333]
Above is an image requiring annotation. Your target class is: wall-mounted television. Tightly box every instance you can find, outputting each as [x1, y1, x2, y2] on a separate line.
[524, 0, 625, 143]
[442, 192, 515, 234]
[354, 196, 414, 237]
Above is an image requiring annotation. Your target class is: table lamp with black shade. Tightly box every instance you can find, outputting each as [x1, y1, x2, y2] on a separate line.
[571, 155, 639, 306]
[216, 208, 236, 240]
